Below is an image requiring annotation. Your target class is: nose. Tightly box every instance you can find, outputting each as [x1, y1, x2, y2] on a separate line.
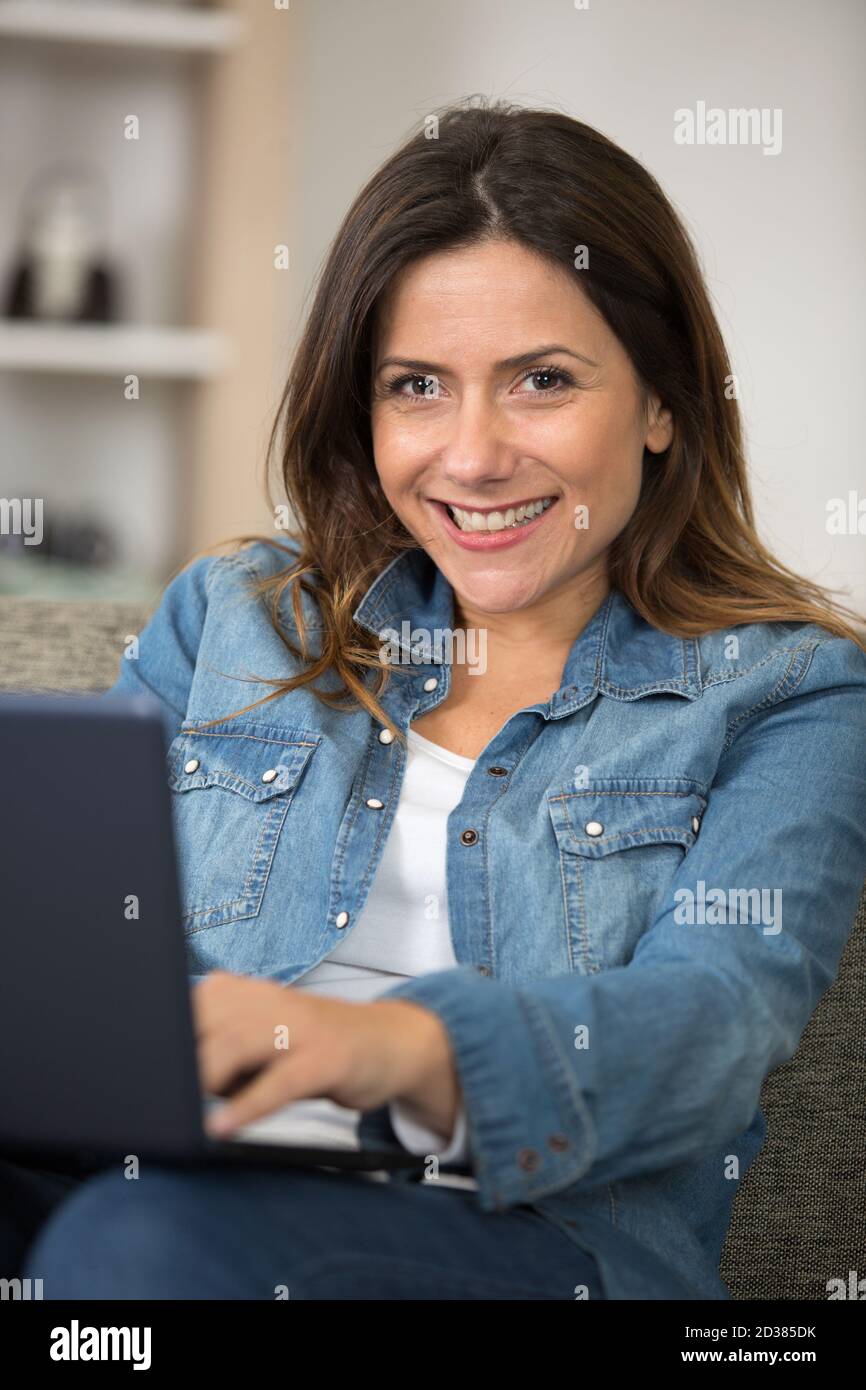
[439, 391, 517, 491]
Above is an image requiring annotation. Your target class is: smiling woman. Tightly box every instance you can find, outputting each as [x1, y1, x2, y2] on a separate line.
[13, 97, 866, 1305]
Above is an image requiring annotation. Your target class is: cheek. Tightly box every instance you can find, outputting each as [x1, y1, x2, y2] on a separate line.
[558, 422, 644, 536]
[372, 415, 431, 500]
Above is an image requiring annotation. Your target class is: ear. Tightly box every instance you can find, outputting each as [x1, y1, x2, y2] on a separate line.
[644, 395, 674, 455]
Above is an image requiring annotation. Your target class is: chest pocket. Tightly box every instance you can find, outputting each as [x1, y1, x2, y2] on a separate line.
[547, 777, 707, 973]
[167, 722, 320, 933]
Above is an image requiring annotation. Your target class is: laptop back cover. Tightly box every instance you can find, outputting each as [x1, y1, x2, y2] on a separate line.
[0, 693, 206, 1162]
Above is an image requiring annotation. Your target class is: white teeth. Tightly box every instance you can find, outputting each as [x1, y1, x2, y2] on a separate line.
[447, 496, 554, 533]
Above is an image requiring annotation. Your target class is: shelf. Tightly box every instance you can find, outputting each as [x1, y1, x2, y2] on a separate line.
[0, 1, 245, 54]
[0, 556, 159, 602]
[0, 321, 234, 379]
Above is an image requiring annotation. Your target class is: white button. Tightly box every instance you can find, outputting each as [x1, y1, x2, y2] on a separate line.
[366, 798, 384, 809]
[378, 728, 394, 744]
[184, 758, 200, 774]
[261, 768, 279, 784]
[335, 911, 350, 929]
[585, 821, 604, 837]
[423, 677, 438, 692]
[691, 816, 701, 834]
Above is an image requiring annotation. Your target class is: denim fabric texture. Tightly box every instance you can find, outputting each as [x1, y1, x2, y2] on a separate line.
[104, 540, 866, 1300]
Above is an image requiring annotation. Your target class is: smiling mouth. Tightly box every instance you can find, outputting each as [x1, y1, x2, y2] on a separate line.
[438, 495, 557, 534]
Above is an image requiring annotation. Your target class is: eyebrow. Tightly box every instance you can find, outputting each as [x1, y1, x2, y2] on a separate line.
[375, 343, 600, 375]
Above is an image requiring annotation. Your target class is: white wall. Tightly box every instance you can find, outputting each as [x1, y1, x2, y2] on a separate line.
[278, 0, 866, 615]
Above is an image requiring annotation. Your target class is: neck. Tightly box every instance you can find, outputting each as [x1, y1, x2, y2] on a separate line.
[452, 564, 611, 673]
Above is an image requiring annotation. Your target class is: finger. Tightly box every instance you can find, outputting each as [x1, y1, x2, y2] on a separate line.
[199, 1028, 277, 1096]
[205, 1053, 326, 1136]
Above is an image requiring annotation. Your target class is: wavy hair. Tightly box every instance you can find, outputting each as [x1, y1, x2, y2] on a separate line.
[215, 97, 866, 737]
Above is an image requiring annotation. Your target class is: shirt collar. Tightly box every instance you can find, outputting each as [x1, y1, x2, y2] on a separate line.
[353, 547, 702, 705]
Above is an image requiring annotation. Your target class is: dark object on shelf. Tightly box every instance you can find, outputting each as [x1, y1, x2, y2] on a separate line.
[0, 512, 116, 568]
[3, 160, 122, 323]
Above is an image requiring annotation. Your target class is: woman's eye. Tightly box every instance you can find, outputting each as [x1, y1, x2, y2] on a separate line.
[381, 365, 574, 403]
[388, 373, 442, 400]
[517, 366, 574, 394]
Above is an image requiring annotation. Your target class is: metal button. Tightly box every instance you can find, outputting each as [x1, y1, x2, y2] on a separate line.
[184, 758, 200, 774]
[261, 768, 279, 784]
[487, 766, 508, 777]
[460, 828, 479, 846]
[365, 797, 384, 809]
[691, 816, 701, 834]
[476, 964, 491, 976]
[422, 677, 438, 692]
[548, 1133, 570, 1153]
[517, 1147, 541, 1172]
[378, 728, 394, 744]
[584, 820, 604, 837]
[335, 911, 350, 929]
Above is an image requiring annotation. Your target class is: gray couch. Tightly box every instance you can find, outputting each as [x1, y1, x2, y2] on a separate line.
[1, 596, 864, 1301]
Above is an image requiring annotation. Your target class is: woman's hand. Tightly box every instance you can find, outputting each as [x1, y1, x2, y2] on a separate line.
[193, 970, 461, 1142]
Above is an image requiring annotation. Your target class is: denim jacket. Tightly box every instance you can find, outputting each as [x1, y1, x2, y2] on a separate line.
[106, 540, 866, 1300]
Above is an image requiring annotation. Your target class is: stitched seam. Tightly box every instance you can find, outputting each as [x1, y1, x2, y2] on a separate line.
[175, 772, 285, 798]
[209, 547, 327, 631]
[562, 826, 693, 847]
[574, 853, 594, 973]
[557, 834, 574, 972]
[701, 634, 836, 689]
[721, 643, 816, 752]
[183, 730, 318, 749]
[359, 554, 420, 637]
[550, 789, 698, 801]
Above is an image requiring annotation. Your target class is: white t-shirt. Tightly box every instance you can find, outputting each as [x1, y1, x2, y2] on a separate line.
[231, 726, 478, 1190]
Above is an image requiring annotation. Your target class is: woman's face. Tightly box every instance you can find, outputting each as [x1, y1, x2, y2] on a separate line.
[370, 238, 673, 618]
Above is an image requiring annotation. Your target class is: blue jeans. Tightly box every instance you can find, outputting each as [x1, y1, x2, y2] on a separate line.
[6, 1156, 615, 1301]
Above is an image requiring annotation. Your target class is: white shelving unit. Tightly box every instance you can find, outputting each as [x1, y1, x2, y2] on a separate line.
[0, 321, 234, 380]
[0, 1, 249, 599]
[0, 1, 245, 54]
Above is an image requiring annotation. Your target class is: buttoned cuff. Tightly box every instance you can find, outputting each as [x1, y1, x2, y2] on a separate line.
[388, 1099, 470, 1164]
[380, 965, 593, 1212]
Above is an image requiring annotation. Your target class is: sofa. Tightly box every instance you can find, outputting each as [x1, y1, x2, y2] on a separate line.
[1, 594, 863, 1300]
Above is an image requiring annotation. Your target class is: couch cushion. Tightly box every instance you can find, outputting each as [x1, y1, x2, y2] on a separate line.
[0, 598, 151, 693]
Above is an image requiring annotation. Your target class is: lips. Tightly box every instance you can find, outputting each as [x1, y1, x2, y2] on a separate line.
[430, 495, 559, 551]
[444, 495, 556, 534]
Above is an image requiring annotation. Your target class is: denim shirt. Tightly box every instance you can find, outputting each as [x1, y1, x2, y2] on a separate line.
[106, 540, 866, 1300]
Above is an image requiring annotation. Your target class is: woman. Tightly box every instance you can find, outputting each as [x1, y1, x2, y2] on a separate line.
[14, 99, 866, 1301]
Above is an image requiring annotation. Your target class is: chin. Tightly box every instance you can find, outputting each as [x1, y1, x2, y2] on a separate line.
[445, 572, 551, 617]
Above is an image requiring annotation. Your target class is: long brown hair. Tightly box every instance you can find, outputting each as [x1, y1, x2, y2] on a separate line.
[218, 97, 866, 737]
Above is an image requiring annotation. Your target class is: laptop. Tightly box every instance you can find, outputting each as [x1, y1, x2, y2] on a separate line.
[0, 693, 427, 1179]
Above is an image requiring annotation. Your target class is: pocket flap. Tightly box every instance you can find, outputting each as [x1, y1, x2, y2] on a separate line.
[548, 777, 707, 856]
[167, 720, 320, 803]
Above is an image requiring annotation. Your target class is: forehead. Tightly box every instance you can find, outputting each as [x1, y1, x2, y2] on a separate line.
[372, 239, 607, 360]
